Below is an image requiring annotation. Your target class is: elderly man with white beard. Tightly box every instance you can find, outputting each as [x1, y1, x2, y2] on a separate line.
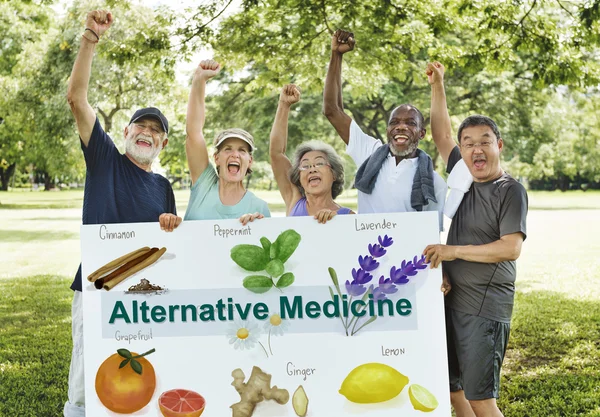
[63, 10, 176, 417]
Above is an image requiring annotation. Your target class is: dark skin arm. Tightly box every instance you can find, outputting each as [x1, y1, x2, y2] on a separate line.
[323, 29, 355, 144]
[426, 61, 456, 165]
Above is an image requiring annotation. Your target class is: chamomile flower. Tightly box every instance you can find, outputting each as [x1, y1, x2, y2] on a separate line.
[227, 319, 261, 351]
[263, 313, 290, 336]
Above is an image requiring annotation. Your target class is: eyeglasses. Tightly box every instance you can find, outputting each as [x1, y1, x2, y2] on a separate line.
[462, 141, 493, 149]
[299, 161, 330, 171]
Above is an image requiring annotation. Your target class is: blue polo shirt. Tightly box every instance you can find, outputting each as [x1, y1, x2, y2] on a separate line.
[70, 117, 176, 291]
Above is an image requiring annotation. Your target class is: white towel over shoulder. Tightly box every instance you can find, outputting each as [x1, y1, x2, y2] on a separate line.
[444, 159, 473, 219]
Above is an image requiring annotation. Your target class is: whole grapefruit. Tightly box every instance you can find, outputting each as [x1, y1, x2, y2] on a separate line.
[95, 352, 156, 413]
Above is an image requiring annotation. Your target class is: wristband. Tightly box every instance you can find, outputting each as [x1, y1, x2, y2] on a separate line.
[84, 27, 100, 41]
[82, 33, 98, 44]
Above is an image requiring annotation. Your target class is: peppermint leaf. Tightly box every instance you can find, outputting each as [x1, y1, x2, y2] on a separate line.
[231, 244, 269, 271]
[274, 229, 301, 263]
[260, 237, 271, 259]
[276, 272, 294, 288]
[243, 275, 273, 294]
[266, 259, 284, 277]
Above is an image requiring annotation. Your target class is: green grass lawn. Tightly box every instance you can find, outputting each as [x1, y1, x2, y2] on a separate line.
[2, 188, 600, 211]
[0, 190, 599, 416]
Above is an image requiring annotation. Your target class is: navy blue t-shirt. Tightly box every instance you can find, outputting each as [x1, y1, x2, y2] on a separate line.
[71, 117, 176, 291]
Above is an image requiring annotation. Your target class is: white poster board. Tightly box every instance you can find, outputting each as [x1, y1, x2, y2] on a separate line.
[81, 211, 450, 416]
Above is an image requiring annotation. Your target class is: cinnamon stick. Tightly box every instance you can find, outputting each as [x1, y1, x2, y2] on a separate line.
[87, 247, 151, 282]
[94, 248, 159, 289]
[103, 247, 167, 291]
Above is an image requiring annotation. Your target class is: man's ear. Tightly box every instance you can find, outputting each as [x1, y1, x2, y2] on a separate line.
[124, 125, 129, 140]
[420, 128, 426, 140]
[161, 137, 169, 149]
[498, 138, 504, 152]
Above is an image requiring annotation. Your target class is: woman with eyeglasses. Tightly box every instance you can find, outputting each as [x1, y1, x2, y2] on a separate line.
[269, 84, 354, 223]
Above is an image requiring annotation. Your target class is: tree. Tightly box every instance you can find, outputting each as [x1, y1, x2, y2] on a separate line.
[0, 0, 54, 190]
[3, 0, 182, 190]
[171, 0, 600, 185]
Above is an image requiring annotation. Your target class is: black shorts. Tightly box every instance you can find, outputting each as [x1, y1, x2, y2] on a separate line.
[446, 308, 511, 400]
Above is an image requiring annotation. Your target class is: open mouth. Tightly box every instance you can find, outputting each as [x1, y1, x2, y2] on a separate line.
[308, 175, 321, 186]
[136, 138, 152, 148]
[392, 134, 409, 146]
[473, 158, 487, 169]
[227, 162, 240, 175]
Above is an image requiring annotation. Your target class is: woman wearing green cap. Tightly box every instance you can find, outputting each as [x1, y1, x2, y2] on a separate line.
[159, 60, 270, 231]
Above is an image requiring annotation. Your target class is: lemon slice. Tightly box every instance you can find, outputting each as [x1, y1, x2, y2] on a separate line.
[408, 384, 439, 412]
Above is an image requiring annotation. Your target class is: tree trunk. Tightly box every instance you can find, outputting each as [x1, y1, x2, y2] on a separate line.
[558, 176, 568, 192]
[0, 162, 16, 191]
[43, 172, 55, 191]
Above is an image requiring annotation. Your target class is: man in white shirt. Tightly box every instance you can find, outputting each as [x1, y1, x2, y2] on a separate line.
[323, 29, 446, 230]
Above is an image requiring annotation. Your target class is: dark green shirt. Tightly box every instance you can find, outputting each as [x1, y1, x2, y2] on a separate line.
[444, 146, 528, 323]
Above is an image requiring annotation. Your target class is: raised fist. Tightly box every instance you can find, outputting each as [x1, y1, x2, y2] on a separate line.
[426, 62, 445, 86]
[85, 10, 113, 38]
[279, 84, 301, 106]
[331, 29, 355, 54]
[194, 59, 221, 82]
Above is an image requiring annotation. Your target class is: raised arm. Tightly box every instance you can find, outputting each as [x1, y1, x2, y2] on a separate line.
[269, 84, 302, 210]
[186, 59, 220, 185]
[66, 10, 113, 146]
[323, 29, 355, 144]
[427, 62, 456, 165]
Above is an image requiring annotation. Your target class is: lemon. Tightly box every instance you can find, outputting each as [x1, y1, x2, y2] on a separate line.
[408, 384, 439, 412]
[339, 363, 409, 404]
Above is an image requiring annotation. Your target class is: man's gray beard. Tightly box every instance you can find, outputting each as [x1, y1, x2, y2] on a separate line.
[125, 135, 162, 166]
[389, 141, 418, 157]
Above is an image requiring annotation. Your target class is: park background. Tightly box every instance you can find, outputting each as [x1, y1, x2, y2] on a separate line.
[0, 0, 599, 416]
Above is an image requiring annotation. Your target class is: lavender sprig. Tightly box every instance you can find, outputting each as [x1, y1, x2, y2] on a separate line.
[329, 235, 429, 336]
[345, 280, 367, 297]
[368, 243, 387, 257]
[378, 235, 394, 247]
[358, 255, 379, 272]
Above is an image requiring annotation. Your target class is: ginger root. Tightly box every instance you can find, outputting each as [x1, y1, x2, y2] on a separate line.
[230, 366, 289, 417]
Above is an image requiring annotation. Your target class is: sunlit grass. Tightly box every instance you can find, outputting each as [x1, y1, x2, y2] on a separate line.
[2, 188, 599, 211]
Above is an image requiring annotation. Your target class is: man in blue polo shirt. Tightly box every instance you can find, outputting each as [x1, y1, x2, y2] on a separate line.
[63, 10, 176, 417]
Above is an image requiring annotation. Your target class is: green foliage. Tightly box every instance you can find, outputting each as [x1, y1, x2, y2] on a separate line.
[232, 229, 301, 293]
[230, 244, 270, 271]
[265, 258, 284, 277]
[242, 274, 273, 293]
[272, 229, 301, 263]
[173, 0, 600, 186]
[276, 272, 295, 288]
[1, 0, 182, 189]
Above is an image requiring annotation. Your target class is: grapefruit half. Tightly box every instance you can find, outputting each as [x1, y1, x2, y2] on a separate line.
[159, 389, 206, 417]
